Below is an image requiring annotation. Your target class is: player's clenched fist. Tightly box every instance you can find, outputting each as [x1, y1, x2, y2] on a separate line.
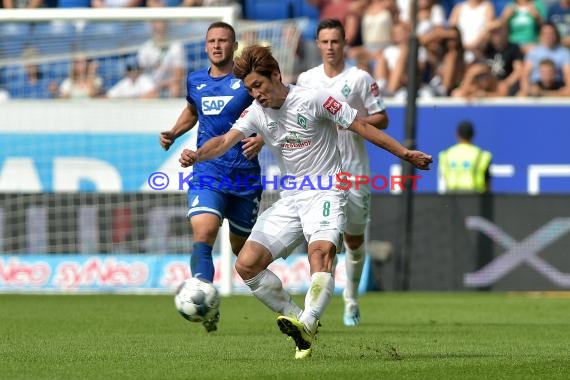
[180, 149, 199, 167]
[405, 150, 433, 170]
[160, 130, 176, 151]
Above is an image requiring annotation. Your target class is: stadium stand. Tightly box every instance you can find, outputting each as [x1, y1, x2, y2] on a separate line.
[0, 23, 31, 59]
[33, 22, 77, 55]
[1, 0, 568, 99]
[291, 0, 319, 40]
[79, 22, 126, 52]
[58, 0, 92, 7]
[243, 0, 293, 20]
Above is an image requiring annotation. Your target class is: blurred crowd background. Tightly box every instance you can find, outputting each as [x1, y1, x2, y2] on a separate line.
[0, 0, 568, 101]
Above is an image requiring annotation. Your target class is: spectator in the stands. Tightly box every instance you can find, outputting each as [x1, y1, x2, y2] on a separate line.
[146, 0, 170, 6]
[418, 25, 466, 96]
[360, 0, 398, 53]
[448, 0, 496, 64]
[412, 0, 461, 95]
[415, 0, 447, 37]
[396, 0, 447, 33]
[136, 21, 186, 98]
[374, 22, 435, 98]
[106, 61, 158, 99]
[58, 56, 102, 99]
[396, 0, 411, 23]
[2, 0, 43, 8]
[528, 58, 569, 95]
[488, 0, 547, 54]
[548, 0, 570, 48]
[519, 22, 570, 95]
[347, 0, 398, 73]
[181, 0, 238, 5]
[147, 0, 241, 11]
[453, 24, 524, 97]
[91, 0, 143, 7]
[307, 0, 369, 47]
[165, 0, 243, 16]
[9, 47, 57, 99]
[0, 88, 9, 102]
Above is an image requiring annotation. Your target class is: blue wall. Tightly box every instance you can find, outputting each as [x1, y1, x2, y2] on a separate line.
[1, 103, 568, 194]
[366, 103, 570, 193]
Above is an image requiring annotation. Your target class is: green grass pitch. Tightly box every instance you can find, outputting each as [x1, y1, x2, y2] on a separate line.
[1, 292, 569, 379]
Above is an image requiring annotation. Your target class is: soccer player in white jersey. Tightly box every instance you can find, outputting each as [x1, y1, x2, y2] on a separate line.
[179, 45, 432, 359]
[296, 18, 388, 327]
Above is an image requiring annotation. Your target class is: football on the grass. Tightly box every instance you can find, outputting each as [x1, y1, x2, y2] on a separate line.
[174, 278, 220, 322]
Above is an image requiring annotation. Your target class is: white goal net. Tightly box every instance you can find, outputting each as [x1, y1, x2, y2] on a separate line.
[0, 8, 304, 294]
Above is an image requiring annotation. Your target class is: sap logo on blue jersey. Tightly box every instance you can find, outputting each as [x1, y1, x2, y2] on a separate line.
[201, 96, 233, 115]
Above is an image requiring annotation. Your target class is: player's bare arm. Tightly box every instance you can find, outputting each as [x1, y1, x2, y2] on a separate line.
[363, 111, 389, 130]
[241, 134, 264, 160]
[160, 103, 199, 151]
[348, 118, 433, 170]
[179, 129, 245, 167]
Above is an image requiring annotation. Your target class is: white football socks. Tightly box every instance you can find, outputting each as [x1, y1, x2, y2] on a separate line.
[244, 269, 302, 318]
[344, 243, 364, 302]
[300, 272, 334, 334]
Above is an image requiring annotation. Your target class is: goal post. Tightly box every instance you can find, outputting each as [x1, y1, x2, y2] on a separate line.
[0, 8, 302, 295]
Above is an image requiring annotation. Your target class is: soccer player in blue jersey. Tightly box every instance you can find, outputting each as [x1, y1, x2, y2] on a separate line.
[160, 22, 263, 332]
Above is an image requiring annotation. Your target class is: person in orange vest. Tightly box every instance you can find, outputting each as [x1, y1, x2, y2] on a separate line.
[439, 121, 492, 193]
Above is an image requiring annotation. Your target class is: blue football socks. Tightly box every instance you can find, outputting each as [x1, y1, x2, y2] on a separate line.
[190, 242, 214, 282]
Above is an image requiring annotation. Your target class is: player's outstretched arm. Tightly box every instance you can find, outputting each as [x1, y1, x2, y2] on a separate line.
[160, 103, 199, 151]
[348, 118, 433, 170]
[179, 129, 245, 168]
[241, 134, 264, 160]
[363, 111, 389, 130]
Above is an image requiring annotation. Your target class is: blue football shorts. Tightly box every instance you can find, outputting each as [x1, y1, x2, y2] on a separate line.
[186, 169, 262, 237]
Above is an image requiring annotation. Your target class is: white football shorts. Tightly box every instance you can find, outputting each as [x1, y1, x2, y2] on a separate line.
[344, 185, 371, 236]
[248, 190, 347, 260]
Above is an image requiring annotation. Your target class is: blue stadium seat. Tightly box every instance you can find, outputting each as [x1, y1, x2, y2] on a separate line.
[98, 55, 135, 92]
[0, 23, 32, 59]
[441, 0, 509, 19]
[78, 22, 124, 52]
[292, 0, 319, 19]
[292, 0, 319, 41]
[185, 41, 208, 73]
[33, 22, 77, 55]
[297, 17, 319, 41]
[98, 58, 120, 92]
[124, 22, 152, 46]
[493, 0, 512, 16]
[46, 60, 72, 79]
[441, 0, 462, 17]
[169, 21, 209, 41]
[0, 67, 15, 92]
[58, 0, 91, 7]
[244, 0, 293, 21]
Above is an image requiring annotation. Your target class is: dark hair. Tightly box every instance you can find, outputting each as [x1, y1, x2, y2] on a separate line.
[457, 121, 474, 140]
[316, 18, 346, 41]
[539, 58, 556, 68]
[125, 58, 139, 72]
[207, 21, 236, 43]
[233, 45, 280, 81]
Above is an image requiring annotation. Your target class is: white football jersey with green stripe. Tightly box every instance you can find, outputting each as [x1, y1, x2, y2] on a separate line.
[297, 64, 386, 177]
[232, 84, 357, 197]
